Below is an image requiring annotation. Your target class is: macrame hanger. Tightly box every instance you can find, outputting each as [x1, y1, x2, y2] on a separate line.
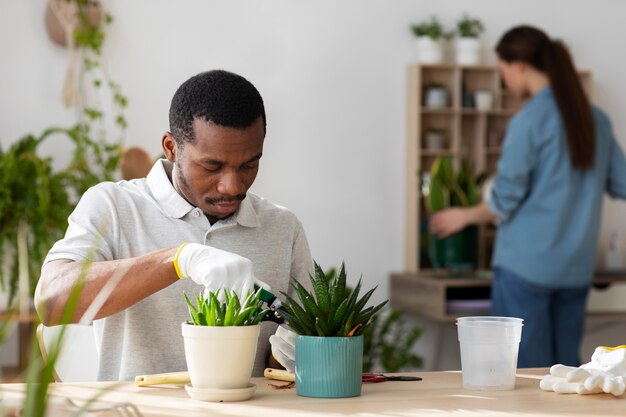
[48, 0, 79, 107]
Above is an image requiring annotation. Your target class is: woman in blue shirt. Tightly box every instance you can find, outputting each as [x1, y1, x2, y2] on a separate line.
[430, 25, 626, 367]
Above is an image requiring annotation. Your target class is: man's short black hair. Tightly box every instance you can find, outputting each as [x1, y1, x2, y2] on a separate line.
[169, 70, 266, 145]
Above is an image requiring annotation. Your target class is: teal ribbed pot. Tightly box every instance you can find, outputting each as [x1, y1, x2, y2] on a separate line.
[295, 335, 363, 398]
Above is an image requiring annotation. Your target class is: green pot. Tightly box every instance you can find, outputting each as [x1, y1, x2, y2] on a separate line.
[429, 226, 478, 270]
[295, 335, 363, 398]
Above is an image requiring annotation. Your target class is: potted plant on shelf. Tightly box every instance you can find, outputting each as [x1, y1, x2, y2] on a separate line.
[182, 289, 268, 401]
[410, 16, 451, 64]
[279, 261, 388, 398]
[426, 156, 484, 269]
[454, 13, 485, 65]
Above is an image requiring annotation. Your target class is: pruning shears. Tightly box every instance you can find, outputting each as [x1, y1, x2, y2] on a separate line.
[255, 285, 286, 324]
[362, 372, 422, 383]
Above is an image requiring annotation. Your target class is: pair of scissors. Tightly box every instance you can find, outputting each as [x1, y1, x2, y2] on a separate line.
[254, 285, 286, 324]
[362, 372, 422, 383]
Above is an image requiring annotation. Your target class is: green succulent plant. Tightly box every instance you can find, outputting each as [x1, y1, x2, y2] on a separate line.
[280, 261, 388, 337]
[184, 289, 268, 326]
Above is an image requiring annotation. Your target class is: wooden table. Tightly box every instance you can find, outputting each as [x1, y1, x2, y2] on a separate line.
[1, 369, 624, 416]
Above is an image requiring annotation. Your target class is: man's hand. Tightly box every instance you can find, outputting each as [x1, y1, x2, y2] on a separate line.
[540, 346, 626, 397]
[269, 325, 296, 374]
[173, 242, 265, 299]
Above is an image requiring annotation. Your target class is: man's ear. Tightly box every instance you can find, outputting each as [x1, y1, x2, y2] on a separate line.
[162, 132, 177, 162]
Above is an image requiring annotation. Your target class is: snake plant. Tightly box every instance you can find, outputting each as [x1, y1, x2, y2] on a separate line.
[184, 289, 268, 326]
[280, 261, 388, 337]
[426, 156, 484, 213]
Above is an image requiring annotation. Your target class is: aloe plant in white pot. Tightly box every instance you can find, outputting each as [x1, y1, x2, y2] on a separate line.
[280, 261, 388, 398]
[182, 288, 268, 401]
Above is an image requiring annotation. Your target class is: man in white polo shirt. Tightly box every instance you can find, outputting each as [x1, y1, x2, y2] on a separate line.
[34, 70, 313, 381]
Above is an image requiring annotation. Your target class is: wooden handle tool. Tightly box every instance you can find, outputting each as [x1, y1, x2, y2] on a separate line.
[134, 371, 190, 386]
[264, 368, 295, 382]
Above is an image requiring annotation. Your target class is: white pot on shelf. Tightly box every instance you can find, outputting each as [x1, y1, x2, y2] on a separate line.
[424, 130, 446, 149]
[474, 90, 493, 111]
[455, 37, 481, 65]
[415, 36, 444, 64]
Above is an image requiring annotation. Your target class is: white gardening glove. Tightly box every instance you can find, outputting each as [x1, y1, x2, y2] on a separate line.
[269, 325, 296, 374]
[540, 346, 626, 396]
[540, 365, 603, 394]
[173, 242, 269, 300]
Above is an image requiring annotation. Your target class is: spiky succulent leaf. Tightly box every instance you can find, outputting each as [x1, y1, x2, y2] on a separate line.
[353, 286, 377, 315]
[332, 298, 349, 331]
[281, 261, 388, 337]
[280, 291, 317, 335]
[312, 261, 330, 317]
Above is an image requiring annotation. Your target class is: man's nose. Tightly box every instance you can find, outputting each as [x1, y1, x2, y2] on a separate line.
[216, 171, 246, 196]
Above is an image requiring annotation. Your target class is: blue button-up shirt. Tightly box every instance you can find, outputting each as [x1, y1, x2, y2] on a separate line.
[488, 86, 626, 288]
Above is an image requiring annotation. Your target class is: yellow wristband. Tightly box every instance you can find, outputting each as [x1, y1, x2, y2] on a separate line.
[173, 242, 188, 279]
[598, 345, 626, 351]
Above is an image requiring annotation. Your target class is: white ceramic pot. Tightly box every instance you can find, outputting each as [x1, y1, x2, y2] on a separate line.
[424, 130, 446, 149]
[415, 37, 444, 64]
[424, 86, 448, 108]
[181, 323, 260, 389]
[474, 90, 493, 111]
[455, 37, 481, 65]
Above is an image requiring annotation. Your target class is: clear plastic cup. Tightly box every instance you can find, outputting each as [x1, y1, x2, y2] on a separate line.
[456, 316, 523, 390]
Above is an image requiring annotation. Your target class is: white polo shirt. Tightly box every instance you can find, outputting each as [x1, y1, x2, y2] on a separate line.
[44, 160, 313, 381]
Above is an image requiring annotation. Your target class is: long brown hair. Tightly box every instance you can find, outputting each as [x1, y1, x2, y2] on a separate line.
[496, 26, 594, 170]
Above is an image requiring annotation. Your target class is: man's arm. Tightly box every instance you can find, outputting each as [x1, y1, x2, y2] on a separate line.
[35, 247, 179, 325]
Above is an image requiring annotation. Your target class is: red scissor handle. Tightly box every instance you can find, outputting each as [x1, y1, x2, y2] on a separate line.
[362, 372, 387, 383]
[362, 372, 423, 383]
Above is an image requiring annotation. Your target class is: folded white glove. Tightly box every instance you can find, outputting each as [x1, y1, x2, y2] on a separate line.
[540, 346, 626, 397]
[173, 242, 269, 300]
[269, 325, 296, 374]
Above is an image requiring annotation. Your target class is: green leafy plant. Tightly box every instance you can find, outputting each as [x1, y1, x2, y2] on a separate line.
[410, 16, 452, 40]
[22, 251, 116, 417]
[455, 13, 485, 38]
[425, 156, 484, 213]
[0, 0, 126, 307]
[363, 309, 423, 372]
[0, 128, 120, 306]
[184, 289, 268, 326]
[280, 261, 388, 337]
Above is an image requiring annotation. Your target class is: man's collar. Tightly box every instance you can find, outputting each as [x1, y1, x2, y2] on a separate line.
[147, 159, 259, 227]
[234, 194, 259, 228]
[147, 159, 195, 219]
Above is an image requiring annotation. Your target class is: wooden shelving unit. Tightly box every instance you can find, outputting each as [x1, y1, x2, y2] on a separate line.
[390, 271, 626, 323]
[404, 63, 591, 273]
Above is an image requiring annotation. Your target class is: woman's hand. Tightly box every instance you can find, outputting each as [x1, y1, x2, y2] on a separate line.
[429, 208, 470, 238]
[429, 202, 498, 238]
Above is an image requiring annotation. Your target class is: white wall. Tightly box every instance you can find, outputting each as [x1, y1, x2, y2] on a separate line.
[1, 0, 626, 369]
